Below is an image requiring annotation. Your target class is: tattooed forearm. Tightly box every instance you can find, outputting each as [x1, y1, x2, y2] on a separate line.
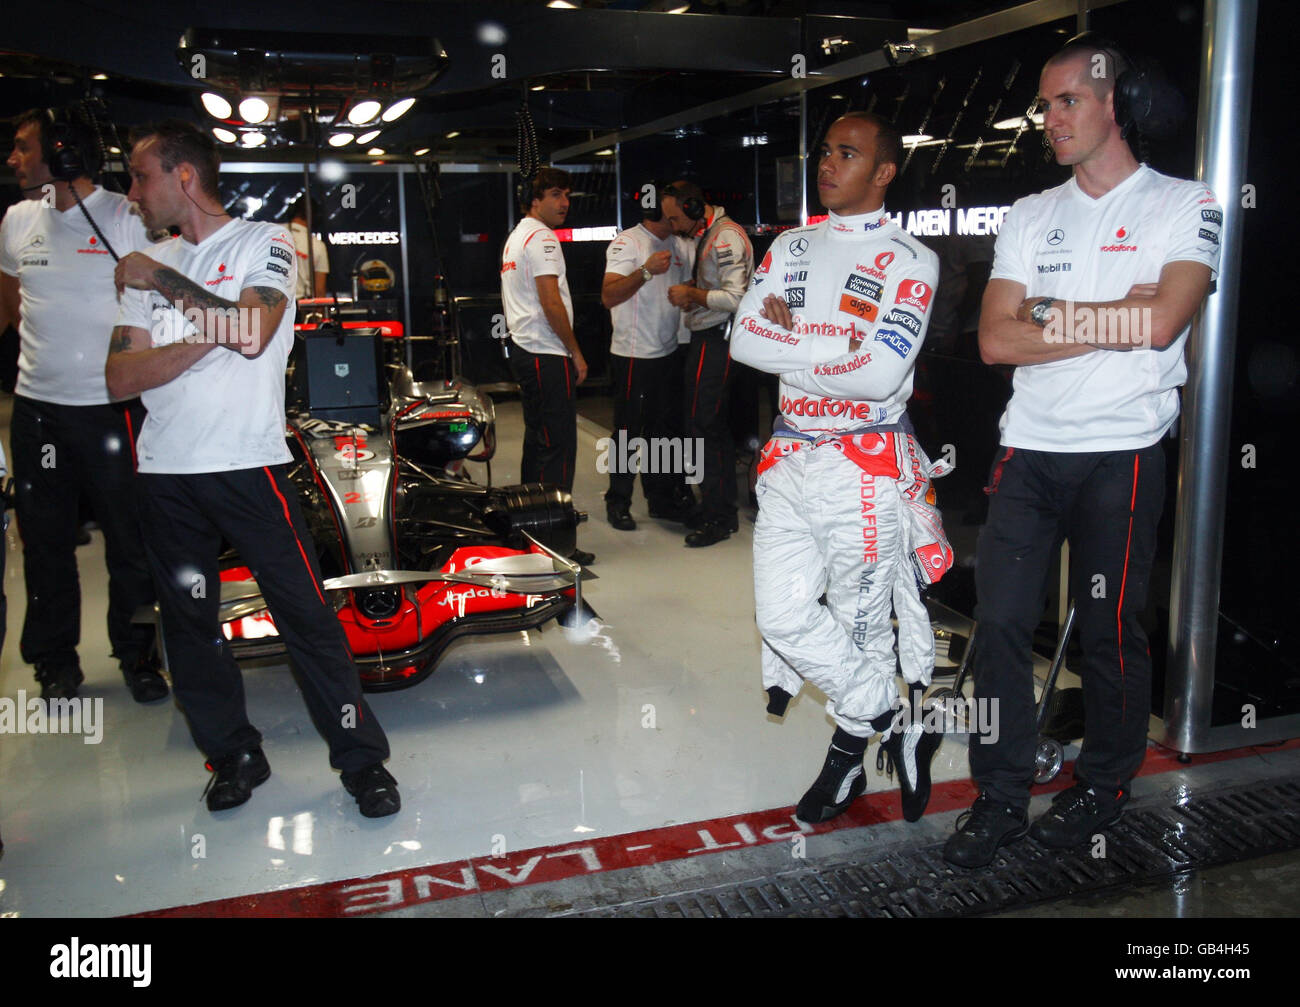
[152, 266, 238, 315]
[108, 326, 133, 354]
[251, 286, 286, 310]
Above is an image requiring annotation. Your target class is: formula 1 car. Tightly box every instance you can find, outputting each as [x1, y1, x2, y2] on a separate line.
[153, 323, 586, 692]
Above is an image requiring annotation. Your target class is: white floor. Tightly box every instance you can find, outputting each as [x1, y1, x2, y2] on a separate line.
[0, 391, 994, 918]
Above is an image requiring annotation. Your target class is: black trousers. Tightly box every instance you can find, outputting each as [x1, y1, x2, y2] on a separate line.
[969, 443, 1166, 810]
[685, 325, 737, 523]
[508, 342, 577, 492]
[137, 466, 390, 773]
[606, 352, 676, 509]
[10, 395, 156, 672]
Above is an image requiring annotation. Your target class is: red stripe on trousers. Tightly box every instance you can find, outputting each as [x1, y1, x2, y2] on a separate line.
[123, 409, 138, 471]
[263, 467, 327, 606]
[1116, 454, 1139, 720]
[691, 342, 706, 419]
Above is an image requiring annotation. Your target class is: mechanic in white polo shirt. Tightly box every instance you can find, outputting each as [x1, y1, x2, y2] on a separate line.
[501, 165, 594, 565]
[105, 120, 398, 818]
[943, 34, 1223, 868]
[598, 183, 695, 530]
[0, 107, 165, 703]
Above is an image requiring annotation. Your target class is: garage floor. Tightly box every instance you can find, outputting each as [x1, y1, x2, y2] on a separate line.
[1, 389, 1296, 918]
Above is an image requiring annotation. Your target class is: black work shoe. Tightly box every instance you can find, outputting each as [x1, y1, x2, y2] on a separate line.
[202, 748, 271, 812]
[569, 548, 596, 567]
[342, 764, 401, 818]
[877, 720, 942, 822]
[685, 510, 740, 533]
[795, 744, 866, 823]
[35, 663, 84, 701]
[685, 521, 732, 547]
[606, 506, 636, 531]
[942, 793, 1030, 868]
[122, 656, 170, 704]
[647, 499, 694, 523]
[1029, 784, 1125, 849]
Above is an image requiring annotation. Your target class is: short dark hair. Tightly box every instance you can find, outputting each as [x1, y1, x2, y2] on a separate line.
[526, 166, 571, 210]
[836, 110, 903, 171]
[14, 108, 100, 179]
[130, 119, 221, 198]
[1044, 37, 1130, 98]
[664, 179, 704, 206]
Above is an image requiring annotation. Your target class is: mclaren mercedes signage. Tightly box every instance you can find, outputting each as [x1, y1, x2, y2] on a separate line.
[328, 231, 401, 245]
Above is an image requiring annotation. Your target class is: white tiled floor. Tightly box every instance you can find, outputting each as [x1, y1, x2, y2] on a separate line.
[0, 391, 986, 917]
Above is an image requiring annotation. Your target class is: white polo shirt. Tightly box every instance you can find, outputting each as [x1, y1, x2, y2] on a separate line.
[116, 218, 298, 473]
[605, 223, 690, 359]
[991, 165, 1223, 452]
[501, 216, 572, 356]
[0, 187, 150, 405]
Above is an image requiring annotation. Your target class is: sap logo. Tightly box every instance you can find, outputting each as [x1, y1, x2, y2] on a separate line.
[1198, 227, 1219, 245]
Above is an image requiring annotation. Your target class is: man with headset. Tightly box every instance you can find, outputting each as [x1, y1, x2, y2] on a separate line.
[501, 166, 594, 565]
[662, 181, 754, 547]
[599, 181, 694, 530]
[943, 34, 1223, 867]
[106, 120, 398, 816]
[0, 108, 165, 703]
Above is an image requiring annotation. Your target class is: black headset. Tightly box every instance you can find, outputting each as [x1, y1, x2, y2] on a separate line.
[654, 182, 705, 222]
[1061, 32, 1186, 141]
[41, 107, 101, 182]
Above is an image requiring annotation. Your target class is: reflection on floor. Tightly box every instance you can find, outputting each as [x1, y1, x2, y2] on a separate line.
[1, 390, 1296, 918]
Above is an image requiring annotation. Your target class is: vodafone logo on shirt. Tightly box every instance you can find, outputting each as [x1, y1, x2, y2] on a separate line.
[205, 263, 234, 286]
[858, 250, 894, 280]
[76, 235, 109, 255]
[894, 279, 932, 312]
[1100, 225, 1137, 252]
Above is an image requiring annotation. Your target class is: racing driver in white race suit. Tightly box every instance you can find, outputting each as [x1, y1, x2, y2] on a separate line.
[730, 111, 953, 824]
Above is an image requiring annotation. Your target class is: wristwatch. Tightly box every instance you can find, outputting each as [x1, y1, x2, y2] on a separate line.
[1029, 297, 1057, 327]
[640, 266, 653, 283]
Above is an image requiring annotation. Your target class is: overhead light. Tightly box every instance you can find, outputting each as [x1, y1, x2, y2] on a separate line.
[212, 127, 237, 143]
[92, 73, 108, 80]
[348, 100, 382, 125]
[594, 148, 613, 156]
[239, 97, 270, 124]
[201, 92, 233, 119]
[367, 148, 385, 156]
[445, 131, 460, 139]
[413, 147, 431, 156]
[356, 130, 381, 144]
[244, 196, 263, 213]
[902, 133, 934, 145]
[328, 132, 354, 147]
[108, 146, 121, 154]
[531, 84, 546, 91]
[993, 112, 1044, 130]
[242, 131, 267, 147]
[382, 98, 416, 122]
[318, 160, 347, 183]
[547, 1, 578, 7]
[668, 4, 691, 11]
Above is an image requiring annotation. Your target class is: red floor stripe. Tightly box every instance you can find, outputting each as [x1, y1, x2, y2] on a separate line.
[128, 737, 1300, 918]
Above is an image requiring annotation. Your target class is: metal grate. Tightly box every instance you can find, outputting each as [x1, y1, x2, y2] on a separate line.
[565, 779, 1300, 918]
